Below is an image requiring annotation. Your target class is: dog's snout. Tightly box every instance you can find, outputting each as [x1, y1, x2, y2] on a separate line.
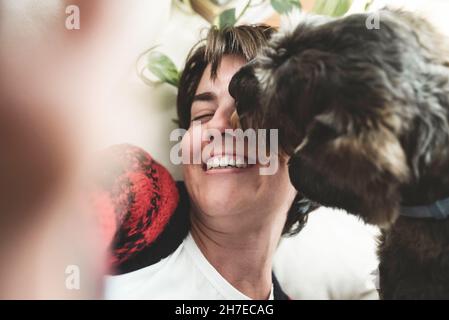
[229, 64, 261, 118]
[228, 69, 244, 102]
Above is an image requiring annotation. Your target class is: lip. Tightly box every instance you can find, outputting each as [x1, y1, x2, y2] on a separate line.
[203, 164, 257, 174]
[203, 152, 249, 162]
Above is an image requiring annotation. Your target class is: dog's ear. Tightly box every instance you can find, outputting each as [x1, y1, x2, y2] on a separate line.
[288, 108, 411, 226]
[260, 48, 344, 154]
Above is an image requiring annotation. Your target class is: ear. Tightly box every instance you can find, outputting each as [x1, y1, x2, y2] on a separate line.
[262, 50, 343, 154]
[288, 111, 410, 227]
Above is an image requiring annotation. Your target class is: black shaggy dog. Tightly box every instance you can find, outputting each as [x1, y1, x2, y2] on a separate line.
[229, 9, 449, 299]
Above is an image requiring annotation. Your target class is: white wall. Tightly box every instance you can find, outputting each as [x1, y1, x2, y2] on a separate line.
[95, 3, 209, 180]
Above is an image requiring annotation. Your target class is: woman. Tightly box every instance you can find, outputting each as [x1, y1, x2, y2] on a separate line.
[97, 25, 315, 300]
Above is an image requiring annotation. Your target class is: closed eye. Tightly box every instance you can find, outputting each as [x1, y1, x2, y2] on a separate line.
[191, 91, 217, 124]
[191, 113, 214, 123]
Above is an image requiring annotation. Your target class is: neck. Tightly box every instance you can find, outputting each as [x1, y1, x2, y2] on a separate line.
[189, 208, 286, 300]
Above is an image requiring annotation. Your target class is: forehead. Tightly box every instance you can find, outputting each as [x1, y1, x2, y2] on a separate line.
[195, 55, 247, 94]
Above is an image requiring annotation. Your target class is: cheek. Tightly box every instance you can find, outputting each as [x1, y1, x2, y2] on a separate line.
[262, 159, 296, 206]
[271, 161, 295, 193]
[180, 128, 192, 160]
[180, 126, 204, 163]
[182, 162, 206, 214]
[180, 128, 201, 200]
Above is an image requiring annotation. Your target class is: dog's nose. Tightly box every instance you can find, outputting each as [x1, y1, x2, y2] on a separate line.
[228, 68, 246, 109]
[229, 64, 260, 117]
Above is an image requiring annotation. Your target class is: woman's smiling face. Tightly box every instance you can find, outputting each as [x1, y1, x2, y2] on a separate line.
[182, 55, 296, 220]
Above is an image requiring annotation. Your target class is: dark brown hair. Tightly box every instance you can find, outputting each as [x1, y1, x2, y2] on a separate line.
[176, 24, 316, 235]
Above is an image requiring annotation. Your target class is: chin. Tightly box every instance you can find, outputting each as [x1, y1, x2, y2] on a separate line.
[198, 186, 258, 218]
[183, 164, 264, 216]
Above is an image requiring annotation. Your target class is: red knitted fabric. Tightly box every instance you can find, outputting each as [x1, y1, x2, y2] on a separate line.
[90, 144, 179, 270]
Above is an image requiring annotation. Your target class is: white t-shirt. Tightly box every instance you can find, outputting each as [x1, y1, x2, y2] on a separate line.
[104, 232, 274, 300]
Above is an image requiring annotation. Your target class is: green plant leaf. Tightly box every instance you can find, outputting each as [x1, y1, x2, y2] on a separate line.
[270, 0, 301, 14]
[311, 0, 353, 17]
[146, 51, 180, 87]
[219, 8, 237, 29]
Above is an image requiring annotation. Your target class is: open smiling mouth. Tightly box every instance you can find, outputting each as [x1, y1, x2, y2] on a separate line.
[202, 155, 256, 172]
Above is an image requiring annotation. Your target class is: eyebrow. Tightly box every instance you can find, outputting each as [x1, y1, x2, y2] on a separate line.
[192, 92, 216, 102]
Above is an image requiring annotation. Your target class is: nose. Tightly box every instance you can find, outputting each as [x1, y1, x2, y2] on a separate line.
[206, 110, 232, 137]
[202, 99, 235, 144]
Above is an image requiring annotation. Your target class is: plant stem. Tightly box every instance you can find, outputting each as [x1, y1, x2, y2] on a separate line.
[235, 0, 253, 24]
[249, 0, 266, 8]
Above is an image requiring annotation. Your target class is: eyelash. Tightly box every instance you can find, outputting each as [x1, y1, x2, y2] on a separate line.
[191, 113, 214, 122]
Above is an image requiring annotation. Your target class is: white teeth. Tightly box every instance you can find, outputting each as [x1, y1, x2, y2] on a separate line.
[205, 155, 248, 170]
[220, 157, 227, 167]
[236, 157, 245, 166]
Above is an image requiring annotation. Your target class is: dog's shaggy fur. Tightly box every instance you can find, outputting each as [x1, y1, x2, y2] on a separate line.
[229, 9, 449, 299]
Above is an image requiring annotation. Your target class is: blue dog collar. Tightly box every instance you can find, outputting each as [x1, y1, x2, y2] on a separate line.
[400, 197, 449, 220]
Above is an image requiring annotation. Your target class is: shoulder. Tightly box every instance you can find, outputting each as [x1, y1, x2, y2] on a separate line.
[103, 236, 189, 299]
